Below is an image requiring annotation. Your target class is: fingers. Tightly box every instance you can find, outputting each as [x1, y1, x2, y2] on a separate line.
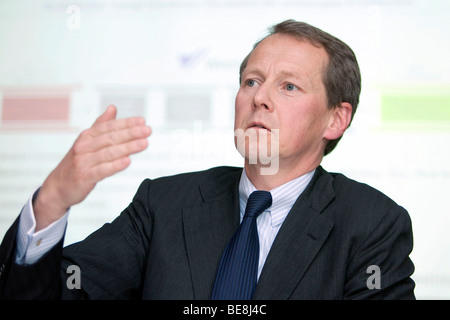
[71, 138, 148, 186]
[89, 156, 132, 184]
[91, 116, 146, 138]
[73, 103, 151, 154]
[33, 106, 152, 229]
[92, 105, 146, 139]
[69, 107, 152, 184]
[87, 136, 149, 169]
[93, 104, 117, 125]
[76, 120, 151, 154]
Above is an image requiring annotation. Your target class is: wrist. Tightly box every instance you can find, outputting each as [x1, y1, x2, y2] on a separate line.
[32, 182, 69, 231]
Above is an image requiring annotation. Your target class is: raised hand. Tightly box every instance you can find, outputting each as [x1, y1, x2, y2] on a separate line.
[33, 105, 152, 231]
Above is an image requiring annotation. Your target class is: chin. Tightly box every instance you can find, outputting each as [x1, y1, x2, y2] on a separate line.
[234, 128, 280, 175]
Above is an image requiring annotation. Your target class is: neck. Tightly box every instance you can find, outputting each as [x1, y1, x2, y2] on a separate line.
[244, 157, 321, 191]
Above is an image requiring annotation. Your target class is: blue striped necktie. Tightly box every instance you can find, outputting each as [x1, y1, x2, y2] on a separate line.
[211, 190, 272, 300]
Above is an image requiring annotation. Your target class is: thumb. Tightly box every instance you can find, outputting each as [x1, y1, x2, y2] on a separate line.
[94, 105, 117, 124]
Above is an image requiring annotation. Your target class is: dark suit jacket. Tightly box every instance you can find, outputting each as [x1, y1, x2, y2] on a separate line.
[0, 166, 415, 299]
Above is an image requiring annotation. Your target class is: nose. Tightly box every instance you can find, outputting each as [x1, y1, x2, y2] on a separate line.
[252, 83, 273, 112]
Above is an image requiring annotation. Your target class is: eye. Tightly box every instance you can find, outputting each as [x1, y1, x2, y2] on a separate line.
[246, 79, 257, 87]
[285, 83, 299, 91]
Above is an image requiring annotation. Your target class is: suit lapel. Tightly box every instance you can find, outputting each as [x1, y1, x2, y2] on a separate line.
[182, 166, 336, 300]
[253, 167, 335, 299]
[182, 168, 242, 299]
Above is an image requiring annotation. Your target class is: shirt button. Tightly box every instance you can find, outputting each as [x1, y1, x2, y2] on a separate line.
[36, 239, 43, 246]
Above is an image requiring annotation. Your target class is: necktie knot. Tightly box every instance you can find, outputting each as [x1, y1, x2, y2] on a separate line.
[244, 190, 272, 219]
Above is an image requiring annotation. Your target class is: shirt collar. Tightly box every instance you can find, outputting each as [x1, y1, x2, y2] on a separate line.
[238, 168, 315, 227]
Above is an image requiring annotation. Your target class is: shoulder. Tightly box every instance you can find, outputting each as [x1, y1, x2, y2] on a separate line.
[133, 166, 242, 209]
[318, 167, 411, 235]
[322, 168, 403, 213]
[146, 166, 242, 195]
[152, 166, 242, 185]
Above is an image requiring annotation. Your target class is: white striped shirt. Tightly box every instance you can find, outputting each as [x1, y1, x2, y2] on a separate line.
[16, 187, 69, 265]
[238, 168, 315, 279]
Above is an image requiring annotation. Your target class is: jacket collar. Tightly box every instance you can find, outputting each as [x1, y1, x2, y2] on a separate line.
[182, 166, 336, 299]
[253, 166, 335, 299]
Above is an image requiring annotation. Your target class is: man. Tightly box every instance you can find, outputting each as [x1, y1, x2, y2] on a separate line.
[0, 20, 415, 299]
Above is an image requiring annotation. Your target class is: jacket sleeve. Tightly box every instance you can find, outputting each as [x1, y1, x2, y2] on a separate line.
[0, 178, 153, 300]
[344, 204, 416, 299]
[0, 215, 64, 299]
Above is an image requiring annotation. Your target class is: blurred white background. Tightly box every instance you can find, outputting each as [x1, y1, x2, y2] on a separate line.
[0, 0, 449, 299]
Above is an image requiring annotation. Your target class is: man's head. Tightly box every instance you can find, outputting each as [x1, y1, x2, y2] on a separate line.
[236, 20, 361, 158]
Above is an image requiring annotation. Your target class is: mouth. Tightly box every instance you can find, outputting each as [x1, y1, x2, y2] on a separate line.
[247, 122, 271, 132]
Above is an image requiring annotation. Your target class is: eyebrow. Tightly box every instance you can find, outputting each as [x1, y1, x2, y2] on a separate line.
[278, 70, 304, 80]
[243, 67, 308, 83]
[246, 68, 304, 79]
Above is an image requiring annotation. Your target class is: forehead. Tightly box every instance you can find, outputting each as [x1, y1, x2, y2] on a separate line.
[245, 33, 329, 80]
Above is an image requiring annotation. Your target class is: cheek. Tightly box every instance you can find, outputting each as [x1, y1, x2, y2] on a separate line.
[234, 90, 248, 129]
[278, 116, 304, 149]
[278, 101, 328, 148]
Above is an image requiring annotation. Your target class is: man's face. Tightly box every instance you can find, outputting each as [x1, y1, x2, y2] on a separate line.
[234, 33, 334, 170]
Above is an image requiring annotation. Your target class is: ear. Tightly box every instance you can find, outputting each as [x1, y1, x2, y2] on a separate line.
[323, 102, 353, 141]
